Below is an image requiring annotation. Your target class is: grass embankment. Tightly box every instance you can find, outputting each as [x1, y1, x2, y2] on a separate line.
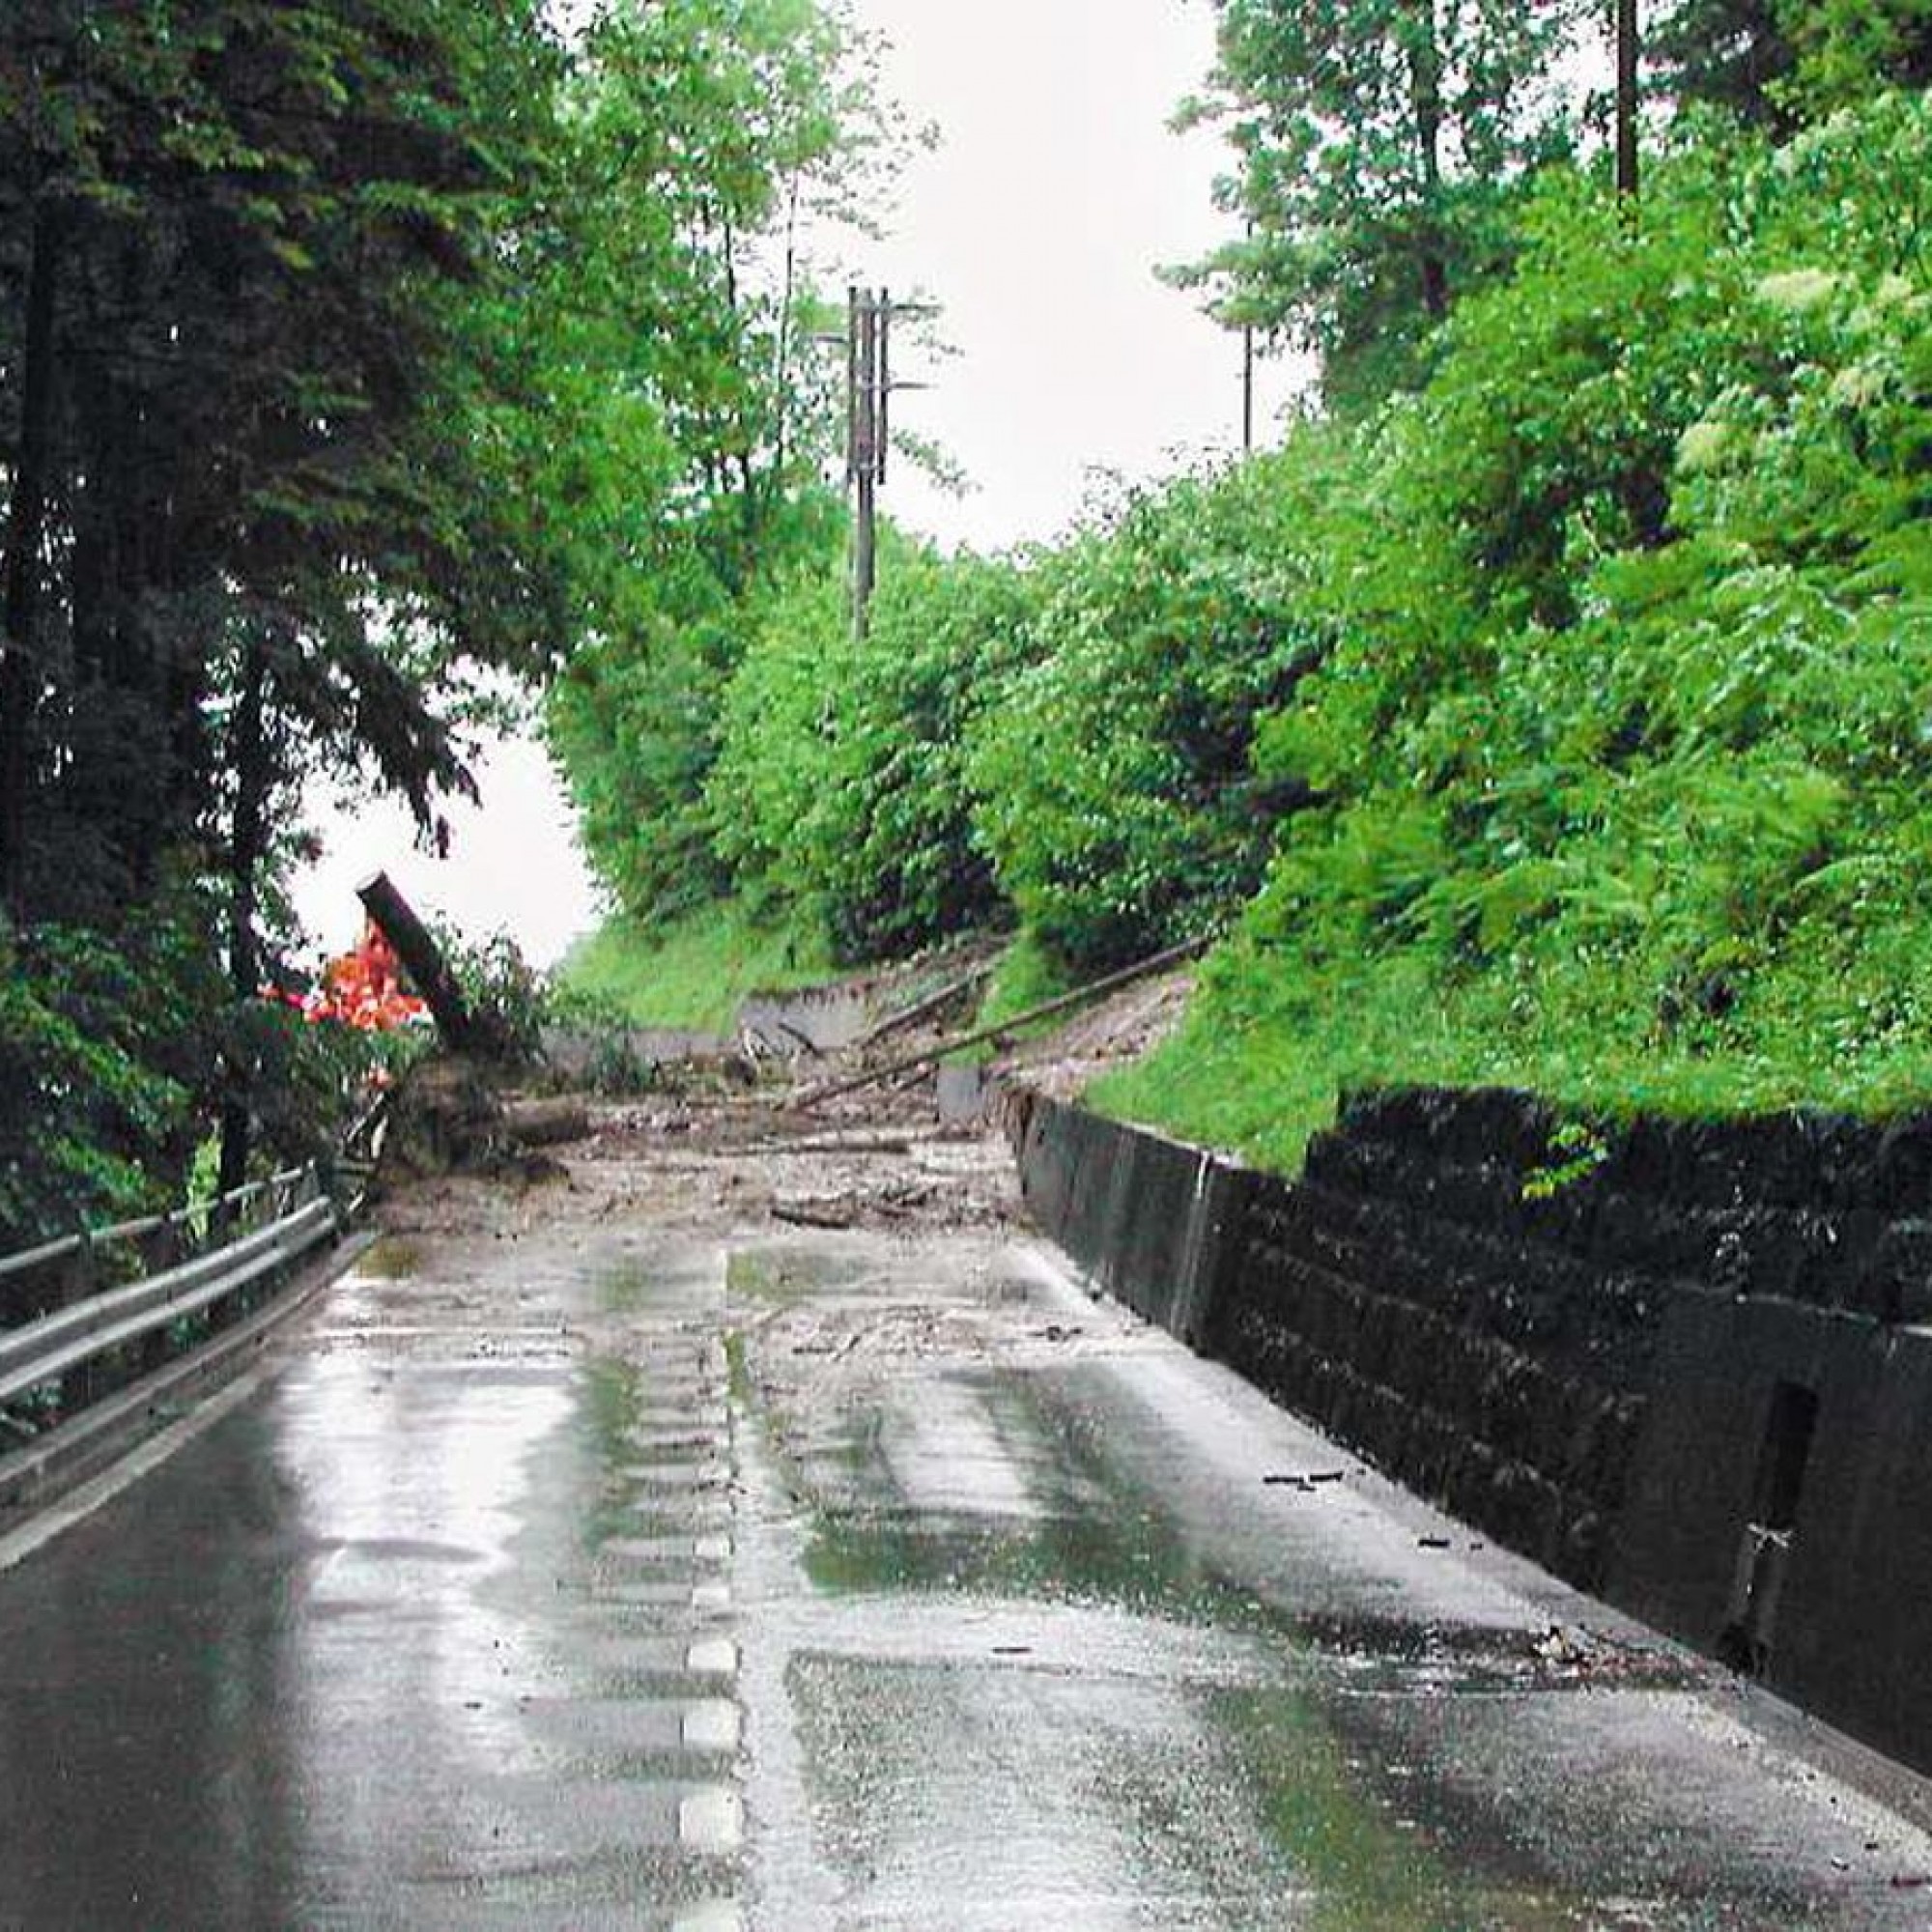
[1090, 937, 1932, 1179]
[1085, 104, 1932, 1174]
[558, 900, 834, 1032]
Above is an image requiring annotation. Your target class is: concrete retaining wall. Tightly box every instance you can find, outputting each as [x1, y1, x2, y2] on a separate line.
[540, 1026, 725, 1082]
[737, 980, 880, 1055]
[1007, 1083, 1932, 1776]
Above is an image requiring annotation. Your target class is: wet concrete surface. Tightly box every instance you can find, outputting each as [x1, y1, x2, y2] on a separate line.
[727, 1235, 1932, 1930]
[0, 1224, 744, 1930]
[3, 1135, 1932, 1927]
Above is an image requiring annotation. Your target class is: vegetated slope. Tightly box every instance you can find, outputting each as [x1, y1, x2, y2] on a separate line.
[1099, 95, 1932, 1169]
[560, 899, 838, 1035]
[558, 85, 1932, 1175]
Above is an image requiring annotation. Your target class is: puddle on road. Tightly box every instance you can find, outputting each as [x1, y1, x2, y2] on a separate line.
[777, 1365, 1735, 1930]
[1212, 1687, 1588, 1932]
[574, 1356, 655, 1552]
[727, 1245, 877, 1307]
[798, 1372, 1263, 1632]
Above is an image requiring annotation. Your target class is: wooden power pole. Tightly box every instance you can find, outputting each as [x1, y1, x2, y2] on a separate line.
[1242, 323, 1256, 454]
[843, 287, 932, 641]
[848, 287, 880, 639]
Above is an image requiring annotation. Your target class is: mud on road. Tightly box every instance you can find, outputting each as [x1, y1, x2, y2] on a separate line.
[359, 1064, 1932, 1930]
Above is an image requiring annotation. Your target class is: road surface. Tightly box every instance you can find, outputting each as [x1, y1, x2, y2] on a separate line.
[3, 1116, 1931, 1928]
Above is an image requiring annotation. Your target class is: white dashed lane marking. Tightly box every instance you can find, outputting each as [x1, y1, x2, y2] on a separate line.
[678, 1784, 744, 1854]
[682, 1700, 742, 1753]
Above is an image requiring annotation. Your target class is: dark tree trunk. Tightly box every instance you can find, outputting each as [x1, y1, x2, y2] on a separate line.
[1407, 1, 1450, 321]
[216, 640, 271, 1200]
[356, 867, 496, 1056]
[0, 200, 63, 921]
[1617, 0, 1641, 210]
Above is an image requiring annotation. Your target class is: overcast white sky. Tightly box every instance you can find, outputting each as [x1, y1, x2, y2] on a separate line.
[294, 0, 1283, 965]
[839, 0, 1298, 552]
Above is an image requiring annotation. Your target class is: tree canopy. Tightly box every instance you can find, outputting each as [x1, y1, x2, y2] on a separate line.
[0, 0, 878, 1243]
[1168, 0, 1587, 408]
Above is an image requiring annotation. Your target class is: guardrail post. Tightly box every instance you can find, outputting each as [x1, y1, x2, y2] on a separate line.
[61, 1234, 95, 1414]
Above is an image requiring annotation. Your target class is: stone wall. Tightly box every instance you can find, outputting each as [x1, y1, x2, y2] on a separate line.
[1008, 1083, 1932, 1776]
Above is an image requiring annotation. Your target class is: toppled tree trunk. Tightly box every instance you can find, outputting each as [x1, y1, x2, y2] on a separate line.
[372, 1062, 572, 1188]
[796, 934, 1210, 1110]
[356, 869, 499, 1058]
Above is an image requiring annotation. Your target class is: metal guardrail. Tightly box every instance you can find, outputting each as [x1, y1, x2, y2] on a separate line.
[0, 1166, 337, 1419]
[0, 1165, 319, 1306]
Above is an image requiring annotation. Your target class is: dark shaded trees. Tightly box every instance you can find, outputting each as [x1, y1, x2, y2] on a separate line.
[0, 0, 567, 1232]
[1171, 0, 1587, 410]
[1650, 0, 1797, 125]
[0, 0, 888, 1239]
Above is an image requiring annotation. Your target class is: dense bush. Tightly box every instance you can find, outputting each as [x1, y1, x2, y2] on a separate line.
[0, 921, 206, 1244]
[968, 455, 1336, 970]
[1105, 93, 1932, 1162]
[702, 452, 1344, 977]
[708, 540, 1040, 961]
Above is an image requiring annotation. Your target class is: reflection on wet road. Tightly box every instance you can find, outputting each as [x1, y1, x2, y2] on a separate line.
[3, 1207, 1932, 1928]
[728, 1234, 1932, 1930]
[0, 1231, 743, 1930]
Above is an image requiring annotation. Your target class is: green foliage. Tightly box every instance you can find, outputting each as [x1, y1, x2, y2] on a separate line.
[1779, 0, 1932, 113]
[536, 0, 898, 927]
[0, 0, 576, 1231]
[708, 536, 1040, 960]
[0, 912, 212, 1244]
[1652, 0, 1797, 127]
[1, 0, 883, 1232]
[558, 900, 833, 1033]
[1107, 93, 1932, 1168]
[1173, 0, 1586, 407]
[676, 440, 1351, 983]
[969, 456, 1334, 971]
[549, 586, 748, 925]
[435, 926, 550, 1067]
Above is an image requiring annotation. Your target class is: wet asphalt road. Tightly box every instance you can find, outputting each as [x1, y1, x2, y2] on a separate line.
[4, 1201, 1932, 1929]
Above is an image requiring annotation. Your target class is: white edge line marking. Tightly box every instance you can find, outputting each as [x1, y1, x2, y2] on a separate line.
[670, 1904, 743, 1932]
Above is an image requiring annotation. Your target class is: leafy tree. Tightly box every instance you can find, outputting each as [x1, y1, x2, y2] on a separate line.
[0, 0, 574, 1234]
[1651, 0, 1932, 128]
[1187, 92, 1932, 1144]
[1650, 0, 1796, 125]
[1779, 0, 1932, 111]
[540, 0, 889, 926]
[0, 2, 563, 913]
[968, 456, 1335, 971]
[1172, 0, 1586, 408]
[708, 537, 1041, 960]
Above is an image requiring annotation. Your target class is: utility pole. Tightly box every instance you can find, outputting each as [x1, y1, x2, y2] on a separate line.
[848, 287, 878, 638]
[1238, 218, 1257, 455]
[1615, 0, 1640, 212]
[842, 287, 932, 641]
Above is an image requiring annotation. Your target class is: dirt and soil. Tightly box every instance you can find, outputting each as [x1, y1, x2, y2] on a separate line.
[374, 958, 1196, 1249]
